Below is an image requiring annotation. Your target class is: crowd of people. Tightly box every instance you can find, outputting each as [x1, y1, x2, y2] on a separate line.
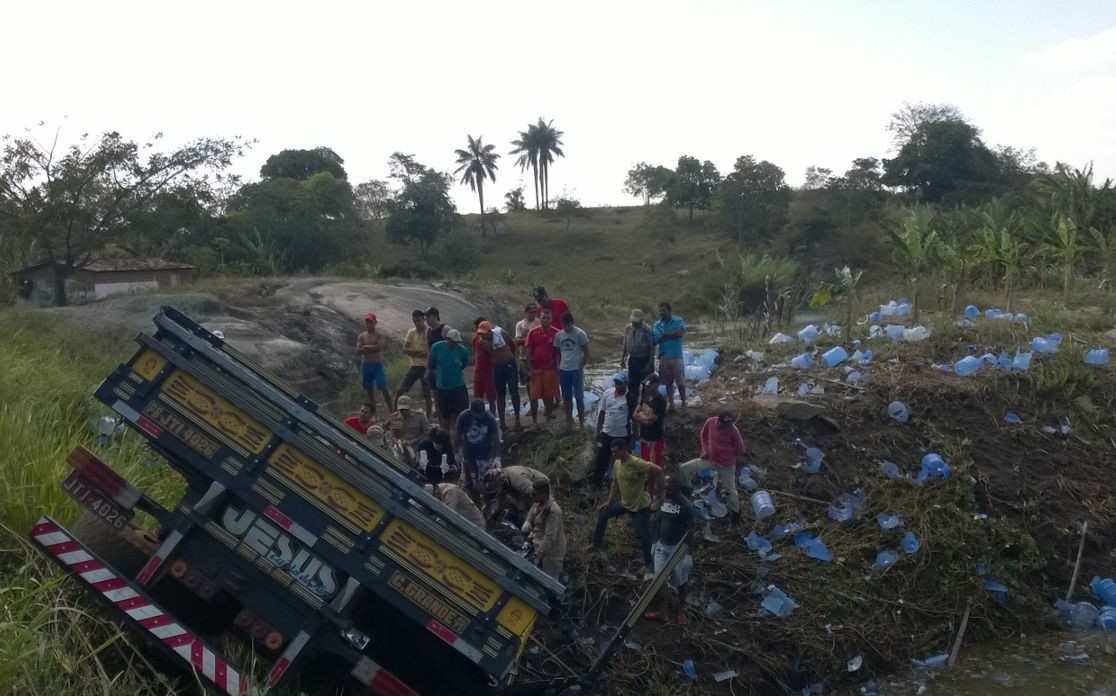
[347, 286, 750, 624]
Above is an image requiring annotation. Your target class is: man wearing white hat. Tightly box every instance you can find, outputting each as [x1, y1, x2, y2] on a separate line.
[429, 328, 471, 431]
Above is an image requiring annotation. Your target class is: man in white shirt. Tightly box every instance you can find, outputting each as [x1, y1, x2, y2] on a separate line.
[591, 373, 631, 487]
[514, 303, 539, 395]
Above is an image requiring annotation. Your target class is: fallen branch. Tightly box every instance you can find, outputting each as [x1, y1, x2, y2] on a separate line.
[1066, 520, 1089, 602]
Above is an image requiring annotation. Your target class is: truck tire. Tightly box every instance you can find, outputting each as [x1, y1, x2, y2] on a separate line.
[71, 512, 157, 579]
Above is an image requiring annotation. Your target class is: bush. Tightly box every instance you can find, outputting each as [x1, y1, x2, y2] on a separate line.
[438, 229, 479, 275]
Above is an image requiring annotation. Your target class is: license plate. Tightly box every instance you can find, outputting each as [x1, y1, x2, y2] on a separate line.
[61, 471, 134, 530]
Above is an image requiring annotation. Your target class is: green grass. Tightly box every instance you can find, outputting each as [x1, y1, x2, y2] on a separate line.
[0, 309, 192, 695]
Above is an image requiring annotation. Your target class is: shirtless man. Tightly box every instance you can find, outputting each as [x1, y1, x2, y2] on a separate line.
[356, 312, 393, 416]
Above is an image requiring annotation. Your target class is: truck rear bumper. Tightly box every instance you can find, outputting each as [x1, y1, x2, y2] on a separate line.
[30, 516, 253, 696]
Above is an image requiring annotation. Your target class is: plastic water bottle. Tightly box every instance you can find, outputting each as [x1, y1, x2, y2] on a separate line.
[954, 356, 982, 376]
[964, 305, 979, 318]
[761, 376, 779, 395]
[440, 454, 449, 475]
[1098, 607, 1116, 631]
[1085, 349, 1110, 365]
[880, 461, 902, 478]
[872, 549, 898, 570]
[901, 532, 920, 554]
[797, 324, 819, 343]
[869, 311, 881, 322]
[1012, 350, 1032, 371]
[1071, 602, 1099, 629]
[419, 450, 428, 467]
[887, 401, 909, 423]
[1092, 577, 1116, 606]
[885, 324, 905, 342]
[750, 490, 776, 519]
[821, 346, 848, 367]
[903, 326, 931, 341]
[790, 353, 813, 370]
[682, 659, 698, 680]
[876, 513, 903, 530]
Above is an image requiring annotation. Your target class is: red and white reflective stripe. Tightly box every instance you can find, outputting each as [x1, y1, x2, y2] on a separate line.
[136, 529, 184, 585]
[263, 506, 318, 547]
[30, 517, 251, 696]
[351, 657, 419, 696]
[426, 620, 484, 664]
[265, 630, 310, 686]
[67, 445, 142, 509]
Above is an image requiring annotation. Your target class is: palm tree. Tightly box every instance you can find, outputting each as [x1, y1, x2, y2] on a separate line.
[886, 206, 939, 322]
[532, 118, 565, 210]
[509, 118, 565, 211]
[509, 124, 540, 211]
[454, 135, 500, 236]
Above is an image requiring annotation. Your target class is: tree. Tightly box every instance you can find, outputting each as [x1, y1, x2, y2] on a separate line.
[504, 186, 526, 212]
[712, 155, 790, 244]
[509, 118, 564, 210]
[259, 147, 347, 181]
[666, 156, 720, 223]
[882, 119, 1001, 204]
[971, 208, 1030, 312]
[385, 163, 456, 257]
[623, 162, 673, 205]
[225, 170, 360, 273]
[887, 102, 965, 151]
[802, 166, 833, 190]
[886, 206, 939, 321]
[553, 196, 582, 232]
[1035, 212, 1095, 305]
[0, 128, 246, 305]
[453, 135, 500, 236]
[354, 179, 392, 221]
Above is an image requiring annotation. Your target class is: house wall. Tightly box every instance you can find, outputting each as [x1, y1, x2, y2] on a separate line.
[12, 266, 197, 305]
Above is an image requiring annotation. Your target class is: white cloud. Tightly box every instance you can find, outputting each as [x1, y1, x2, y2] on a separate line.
[1022, 26, 1116, 72]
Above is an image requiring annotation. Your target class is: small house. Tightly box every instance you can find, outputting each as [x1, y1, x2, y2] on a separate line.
[10, 257, 197, 306]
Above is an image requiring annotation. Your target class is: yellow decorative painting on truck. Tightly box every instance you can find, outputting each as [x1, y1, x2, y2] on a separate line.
[162, 370, 270, 454]
[495, 596, 537, 639]
[268, 442, 385, 532]
[130, 348, 167, 382]
[380, 519, 501, 611]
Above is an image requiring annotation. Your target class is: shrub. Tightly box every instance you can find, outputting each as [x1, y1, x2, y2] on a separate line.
[378, 261, 441, 280]
[438, 229, 480, 275]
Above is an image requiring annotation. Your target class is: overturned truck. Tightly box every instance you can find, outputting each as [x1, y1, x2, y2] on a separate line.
[30, 306, 682, 695]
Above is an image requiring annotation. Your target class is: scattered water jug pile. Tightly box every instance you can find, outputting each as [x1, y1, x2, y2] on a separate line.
[1054, 577, 1116, 632]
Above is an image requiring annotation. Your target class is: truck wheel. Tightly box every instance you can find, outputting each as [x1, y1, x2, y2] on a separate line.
[71, 512, 157, 579]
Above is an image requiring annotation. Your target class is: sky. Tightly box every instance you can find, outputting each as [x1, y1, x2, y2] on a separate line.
[4, 0, 1116, 210]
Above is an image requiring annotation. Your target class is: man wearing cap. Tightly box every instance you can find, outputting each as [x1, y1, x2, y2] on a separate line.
[590, 373, 631, 487]
[533, 286, 570, 323]
[524, 480, 566, 579]
[396, 309, 433, 415]
[524, 308, 561, 428]
[478, 319, 522, 431]
[423, 307, 446, 417]
[633, 373, 667, 466]
[388, 395, 430, 463]
[553, 311, 590, 430]
[679, 412, 749, 523]
[454, 398, 502, 494]
[621, 308, 654, 406]
[429, 328, 471, 431]
[357, 313, 393, 417]
[472, 317, 499, 416]
[590, 438, 664, 576]
[652, 301, 688, 410]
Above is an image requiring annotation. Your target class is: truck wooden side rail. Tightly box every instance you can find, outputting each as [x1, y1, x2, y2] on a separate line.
[30, 306, 568, 695]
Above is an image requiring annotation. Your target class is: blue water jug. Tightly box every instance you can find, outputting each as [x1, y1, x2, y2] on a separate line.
[790, 353, 813, 370]
[1092, 577, 1116, 606]
[954, 356, 982, 376]
[822, 345, 848, 367]
[1098, 607, 1116, 631]
[964, 305, 979, 318]
[1085, 349, 1109, 365]
[1012, 350, 1032, 371]
[885, 324, 905, 341]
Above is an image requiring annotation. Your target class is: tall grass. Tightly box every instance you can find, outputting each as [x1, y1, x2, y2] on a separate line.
[0, 309, 191, 695]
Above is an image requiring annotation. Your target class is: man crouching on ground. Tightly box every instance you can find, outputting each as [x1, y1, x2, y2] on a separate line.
[523, 480, 566, 579]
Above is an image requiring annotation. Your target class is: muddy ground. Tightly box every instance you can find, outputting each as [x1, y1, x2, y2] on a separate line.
[506, 329, 1116, 695]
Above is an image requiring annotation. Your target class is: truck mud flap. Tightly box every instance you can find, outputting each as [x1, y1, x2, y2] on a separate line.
[29, 516, 254, 696]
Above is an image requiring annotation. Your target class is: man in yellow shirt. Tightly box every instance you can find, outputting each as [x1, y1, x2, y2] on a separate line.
[396, 309, 433, 415]
[589, 439, 664, 575]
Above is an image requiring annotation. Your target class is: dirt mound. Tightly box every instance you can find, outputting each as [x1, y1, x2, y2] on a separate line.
[504, 337, 1116, 694]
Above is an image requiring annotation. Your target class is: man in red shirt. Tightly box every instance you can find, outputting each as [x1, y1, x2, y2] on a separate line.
[533, 286, 570, 323]
[525, 308, 560, 428]
[344, 403, 378, 435]
[679, 412, 748, 523]
[472, 317, 498, 416]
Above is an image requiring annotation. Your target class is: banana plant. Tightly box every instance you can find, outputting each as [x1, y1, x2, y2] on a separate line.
[1033, 211, 1096, 305]
[886, 206, 938, 322]
[970, 210, 1031, 312]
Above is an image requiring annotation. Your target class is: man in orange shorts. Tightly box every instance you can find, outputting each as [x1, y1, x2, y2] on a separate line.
[525, 308, 560, 428]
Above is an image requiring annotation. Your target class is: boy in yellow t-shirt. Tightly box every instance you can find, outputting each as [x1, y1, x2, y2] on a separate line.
[396, 309, 433, 415]
[588, 439, 664, 575]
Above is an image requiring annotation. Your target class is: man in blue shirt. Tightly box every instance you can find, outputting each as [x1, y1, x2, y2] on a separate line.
[454, 398, 502, 494]
[652, 301, 687, 410]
